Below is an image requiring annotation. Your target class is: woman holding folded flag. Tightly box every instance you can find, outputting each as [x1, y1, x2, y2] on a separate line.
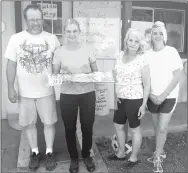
[52, 18, 98, 173]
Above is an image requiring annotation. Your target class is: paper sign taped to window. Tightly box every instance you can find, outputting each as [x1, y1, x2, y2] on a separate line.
[95, 84, 109, 116]
[37, 3, 57, 20]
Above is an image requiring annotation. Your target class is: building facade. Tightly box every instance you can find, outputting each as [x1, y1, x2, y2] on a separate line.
[1, 1, 187, 119]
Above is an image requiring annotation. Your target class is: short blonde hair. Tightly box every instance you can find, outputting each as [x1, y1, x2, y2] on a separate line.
[64, 18, 81, 32]
[124, 28, 145, 55]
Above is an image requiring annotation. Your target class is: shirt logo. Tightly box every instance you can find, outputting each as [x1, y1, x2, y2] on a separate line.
[18, 40, 52, 74]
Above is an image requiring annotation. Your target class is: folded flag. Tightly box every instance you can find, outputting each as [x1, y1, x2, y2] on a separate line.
[47, 71, 115, 86]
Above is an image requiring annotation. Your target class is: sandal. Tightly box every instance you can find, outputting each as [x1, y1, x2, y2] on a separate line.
[108, 154, 127, 161]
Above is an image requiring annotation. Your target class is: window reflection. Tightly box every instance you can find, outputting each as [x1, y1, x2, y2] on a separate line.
[53, 19, 62, 34]
[132, 7, 185, 52]
[43, 19, 52, 33]
[154, 9, 185, 51]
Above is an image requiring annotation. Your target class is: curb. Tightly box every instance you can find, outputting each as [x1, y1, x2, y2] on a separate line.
[17, 130, 30, 168]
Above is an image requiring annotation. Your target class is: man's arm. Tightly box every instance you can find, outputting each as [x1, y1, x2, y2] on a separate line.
[6, 59, 18, 103]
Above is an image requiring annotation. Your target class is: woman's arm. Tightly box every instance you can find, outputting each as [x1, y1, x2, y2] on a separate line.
[164, 69, 182, 94]
[141, 65, 151, 107]
[89, 51, 98, 72]
[138, 65, 150, 119]
[52, 49, 61, 74]
[155, 68, 182, 105]
[90, 61, 98, 72]
[112, 70, 121, 110]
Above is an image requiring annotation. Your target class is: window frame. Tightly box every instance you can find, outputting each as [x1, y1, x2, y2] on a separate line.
[132, 6, 154, 22]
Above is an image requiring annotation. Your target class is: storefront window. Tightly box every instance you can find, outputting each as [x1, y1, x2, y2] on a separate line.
[132, 8, 153, 22]
[132, 7, 185, 52]
[31, 1, 63, 45]
[154, 9, 185, 52]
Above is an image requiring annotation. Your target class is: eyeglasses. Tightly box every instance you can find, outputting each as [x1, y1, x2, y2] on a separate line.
[27, 19, 43, 24]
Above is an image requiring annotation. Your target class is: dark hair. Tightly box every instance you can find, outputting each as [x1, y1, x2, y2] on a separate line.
[145, 28, 152, 36]
[23, 4, 43, 20]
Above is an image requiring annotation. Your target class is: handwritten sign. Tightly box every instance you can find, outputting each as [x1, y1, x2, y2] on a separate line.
[37, 3, 57, 20]
[95, 85, 109, 116]
[73, 1, 121, 59]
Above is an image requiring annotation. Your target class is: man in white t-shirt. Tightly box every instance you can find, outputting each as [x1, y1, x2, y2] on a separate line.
[5, 4, 60, 171]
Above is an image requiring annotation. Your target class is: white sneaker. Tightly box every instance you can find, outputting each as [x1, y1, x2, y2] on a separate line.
[147, 151, 166, 163]
[153, 156, 163, 173]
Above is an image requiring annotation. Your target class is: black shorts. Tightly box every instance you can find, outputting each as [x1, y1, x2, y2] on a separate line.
[113, 98, 143, 128]
[147, 98, 176, 114]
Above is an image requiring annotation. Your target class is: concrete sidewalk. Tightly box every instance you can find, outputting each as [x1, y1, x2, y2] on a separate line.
[1, 120, 21, 173]
[16, 102, 108, 173]
[1, 102, 187, 173]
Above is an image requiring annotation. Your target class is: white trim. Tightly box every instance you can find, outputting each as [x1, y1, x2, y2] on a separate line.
[132, 6, 154, 10]
[2, 1, 16, 119]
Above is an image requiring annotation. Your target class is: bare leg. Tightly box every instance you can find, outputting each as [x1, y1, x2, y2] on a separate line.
[155, 113, 172, 158]
[151, 113, 165, 153]
[129, 126, 142, 161]
[151, 113, 160, 137]
[114, 123, 126, 158]
[44, 124, 55, 149]
[25, 124, 38, 149]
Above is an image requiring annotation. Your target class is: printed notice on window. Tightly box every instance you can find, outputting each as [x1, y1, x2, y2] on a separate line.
[37, 3, 57, 20]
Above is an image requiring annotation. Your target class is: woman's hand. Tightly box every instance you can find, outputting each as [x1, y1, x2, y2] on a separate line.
[149, 93, 167, 105]
[138, 104, 146, 119]
[149, 93, 158, 104]
[155, 92, 167, 105]
[114, 97, 121, 110]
